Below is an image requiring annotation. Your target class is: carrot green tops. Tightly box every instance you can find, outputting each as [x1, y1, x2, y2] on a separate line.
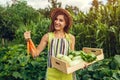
[48, 32, 71, 67]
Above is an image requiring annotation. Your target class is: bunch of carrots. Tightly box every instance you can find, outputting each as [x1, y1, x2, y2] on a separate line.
[27, 39, 38, 57]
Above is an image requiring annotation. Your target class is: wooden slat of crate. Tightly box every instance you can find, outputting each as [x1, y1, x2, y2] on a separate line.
[82, 47, 103, 56]
[51, 57, 85, 74]
[66, 62, 85, 74]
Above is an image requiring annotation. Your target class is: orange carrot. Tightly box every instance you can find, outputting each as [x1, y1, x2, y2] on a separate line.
[29, 39, 36, 51]
[27, 39, 37, 57]
[27, 40, 30, 55]
[30, 46, 36, 57]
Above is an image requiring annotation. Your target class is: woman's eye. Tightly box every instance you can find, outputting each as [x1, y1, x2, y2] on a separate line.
[59, 19, 63, 22]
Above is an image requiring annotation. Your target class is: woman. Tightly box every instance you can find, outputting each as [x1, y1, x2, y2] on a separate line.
[24, 8, 76, 80]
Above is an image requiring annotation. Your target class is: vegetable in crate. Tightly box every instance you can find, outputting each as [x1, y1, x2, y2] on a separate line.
[56, 54, 64, 59]
[80, 51, 97, 62]
[61, 55, 72, 63]
[56, 53, 84, 67]
[56, 50, 97, 67]
[68, 50, 97, 62]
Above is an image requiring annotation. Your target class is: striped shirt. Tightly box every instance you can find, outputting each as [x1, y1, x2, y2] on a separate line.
[48, 32, 70, 67]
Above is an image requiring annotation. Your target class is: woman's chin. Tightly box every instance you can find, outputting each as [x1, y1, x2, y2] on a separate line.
[55, 28, 61, 31]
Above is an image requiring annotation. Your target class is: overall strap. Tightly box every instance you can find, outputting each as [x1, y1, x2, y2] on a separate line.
[48, 32, 54, 50]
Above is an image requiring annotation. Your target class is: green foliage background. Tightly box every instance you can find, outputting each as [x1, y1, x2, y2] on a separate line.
[0, 0, 120, 80]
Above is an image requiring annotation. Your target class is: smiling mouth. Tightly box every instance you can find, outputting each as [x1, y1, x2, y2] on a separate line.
[55, 25, 59, 27]
[55, 24, 60, 27]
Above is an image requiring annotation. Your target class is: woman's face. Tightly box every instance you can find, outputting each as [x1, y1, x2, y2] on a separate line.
[54, 15, 66, 32]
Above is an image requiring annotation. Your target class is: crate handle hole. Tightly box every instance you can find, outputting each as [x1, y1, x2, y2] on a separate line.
[56, 62, 60, 65]
[91, 50, 96, 52]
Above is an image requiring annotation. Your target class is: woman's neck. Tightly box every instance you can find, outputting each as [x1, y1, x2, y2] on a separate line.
[54, 31, 66, 38]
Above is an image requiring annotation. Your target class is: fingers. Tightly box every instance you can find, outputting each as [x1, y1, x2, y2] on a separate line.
[83, 63, 89, 69]
[24, 31, 31, 40]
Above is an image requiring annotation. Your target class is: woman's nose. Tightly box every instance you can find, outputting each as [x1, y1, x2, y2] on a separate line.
[55, 20, 59, 24]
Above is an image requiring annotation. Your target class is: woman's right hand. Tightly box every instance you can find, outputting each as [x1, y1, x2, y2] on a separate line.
[24, 31, 31, 40]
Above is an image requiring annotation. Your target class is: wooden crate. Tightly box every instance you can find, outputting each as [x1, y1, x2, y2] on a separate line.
[51, 47, 104, 74]
[82, 47, 104, 65]
[51, 57, 85, 74]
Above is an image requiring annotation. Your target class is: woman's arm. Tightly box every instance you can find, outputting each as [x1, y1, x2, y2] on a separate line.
[36, 33, 48, 56]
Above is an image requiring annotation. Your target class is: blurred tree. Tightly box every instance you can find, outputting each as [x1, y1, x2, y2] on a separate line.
[91, 0, 103, 11]
[107, 0, 119, 5]
[0, 1, 40, 46]
[48, 0, 61, 8]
